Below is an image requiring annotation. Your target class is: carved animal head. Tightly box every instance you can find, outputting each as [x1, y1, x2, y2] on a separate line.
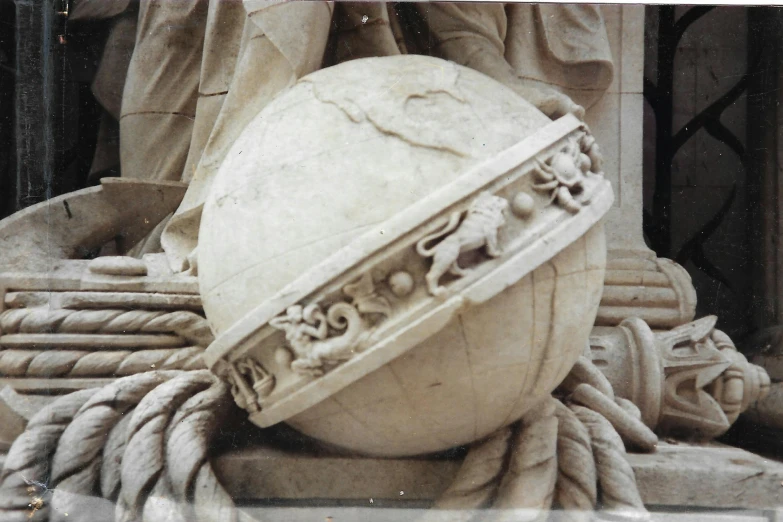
[469, 192, 509, 221]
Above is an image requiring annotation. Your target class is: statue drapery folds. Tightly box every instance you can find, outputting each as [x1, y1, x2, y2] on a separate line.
[75, 0, 613, 272]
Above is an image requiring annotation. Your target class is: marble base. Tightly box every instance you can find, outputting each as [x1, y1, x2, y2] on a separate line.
[2, 441, 781, 520]
[214, 441, 783, 511]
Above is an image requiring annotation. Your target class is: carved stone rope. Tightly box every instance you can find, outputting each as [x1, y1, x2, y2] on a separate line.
[0, 309, 214, 347]
[0, 371, 243, 522]
[571, 406, 648, 517]
[428, 428, 512, 515]
[492, 398, 559, 519]
[553, 402, 596, 522]
[48, 371, 202, 521]
[425, 356, 656, 521]
[0, 309, 211, 378]
[0, 357, 654, 522]
[0, 347, 206, 377]
[0, 388, 99, 522]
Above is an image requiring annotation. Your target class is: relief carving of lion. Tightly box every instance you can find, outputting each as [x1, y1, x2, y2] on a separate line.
[416, 192, 509, 296]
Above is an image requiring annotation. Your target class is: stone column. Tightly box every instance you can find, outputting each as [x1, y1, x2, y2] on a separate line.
[586, 5, 648, 257]
[590, 6, 697, 328]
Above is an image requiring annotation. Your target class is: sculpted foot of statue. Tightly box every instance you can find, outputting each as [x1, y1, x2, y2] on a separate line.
[432, 37, 586, 122]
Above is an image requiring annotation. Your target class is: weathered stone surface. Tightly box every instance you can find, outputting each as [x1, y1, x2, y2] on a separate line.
[215, 445, 460, 502]
[0, 387, 52, 450]
[0, 334, 185, 350]
[746, 382, 783, 432]
[88, 257, 148, 277]
[4, 291, 202, 311]
[0, 178, 187, 274]
[234, 508, 773, 521]
[630, 442, 783, 510]
[597, 252, 697, 328]
[213, 442, 783, 510]
[0, 4, 775, 521]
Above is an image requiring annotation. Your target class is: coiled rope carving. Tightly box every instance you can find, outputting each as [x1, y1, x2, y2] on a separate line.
[0, 309, 214, 347]
[422, 356, 655, 522]
[0, 371, 239, 522]
[0, 309, 211, 377]
[0, 357, 656, 521]
[0, 347, 206, 377]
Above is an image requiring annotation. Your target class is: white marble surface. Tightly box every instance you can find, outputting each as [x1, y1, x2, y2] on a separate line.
[209, 441, 783, 511]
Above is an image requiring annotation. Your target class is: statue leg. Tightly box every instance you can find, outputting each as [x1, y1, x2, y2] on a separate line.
[120, 0, 209, 182]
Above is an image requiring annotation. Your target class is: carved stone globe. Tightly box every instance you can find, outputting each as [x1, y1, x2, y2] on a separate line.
[200, 55, 613, 457]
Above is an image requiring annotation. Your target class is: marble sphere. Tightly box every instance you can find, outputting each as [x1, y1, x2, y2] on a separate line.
[200, 55, 606, 456]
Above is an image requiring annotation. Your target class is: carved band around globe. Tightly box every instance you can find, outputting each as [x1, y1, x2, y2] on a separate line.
[203, 111, 613, 456]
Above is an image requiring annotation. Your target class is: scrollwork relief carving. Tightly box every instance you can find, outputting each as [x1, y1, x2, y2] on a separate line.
[270, 274, 389, 377]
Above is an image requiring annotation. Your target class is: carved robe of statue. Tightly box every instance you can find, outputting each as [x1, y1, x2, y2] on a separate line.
[84, 1, 613, 272]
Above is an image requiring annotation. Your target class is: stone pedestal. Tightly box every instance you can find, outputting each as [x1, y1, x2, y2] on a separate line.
[209, 441, 783, 514]
[11, 439, 757, 521]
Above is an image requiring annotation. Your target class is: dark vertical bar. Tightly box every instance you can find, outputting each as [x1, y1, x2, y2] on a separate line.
[0, 0, 16, 219]
[652, 6, 675, 259]
[746, 8, 783, 329]
[13, 0, 57, 209]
